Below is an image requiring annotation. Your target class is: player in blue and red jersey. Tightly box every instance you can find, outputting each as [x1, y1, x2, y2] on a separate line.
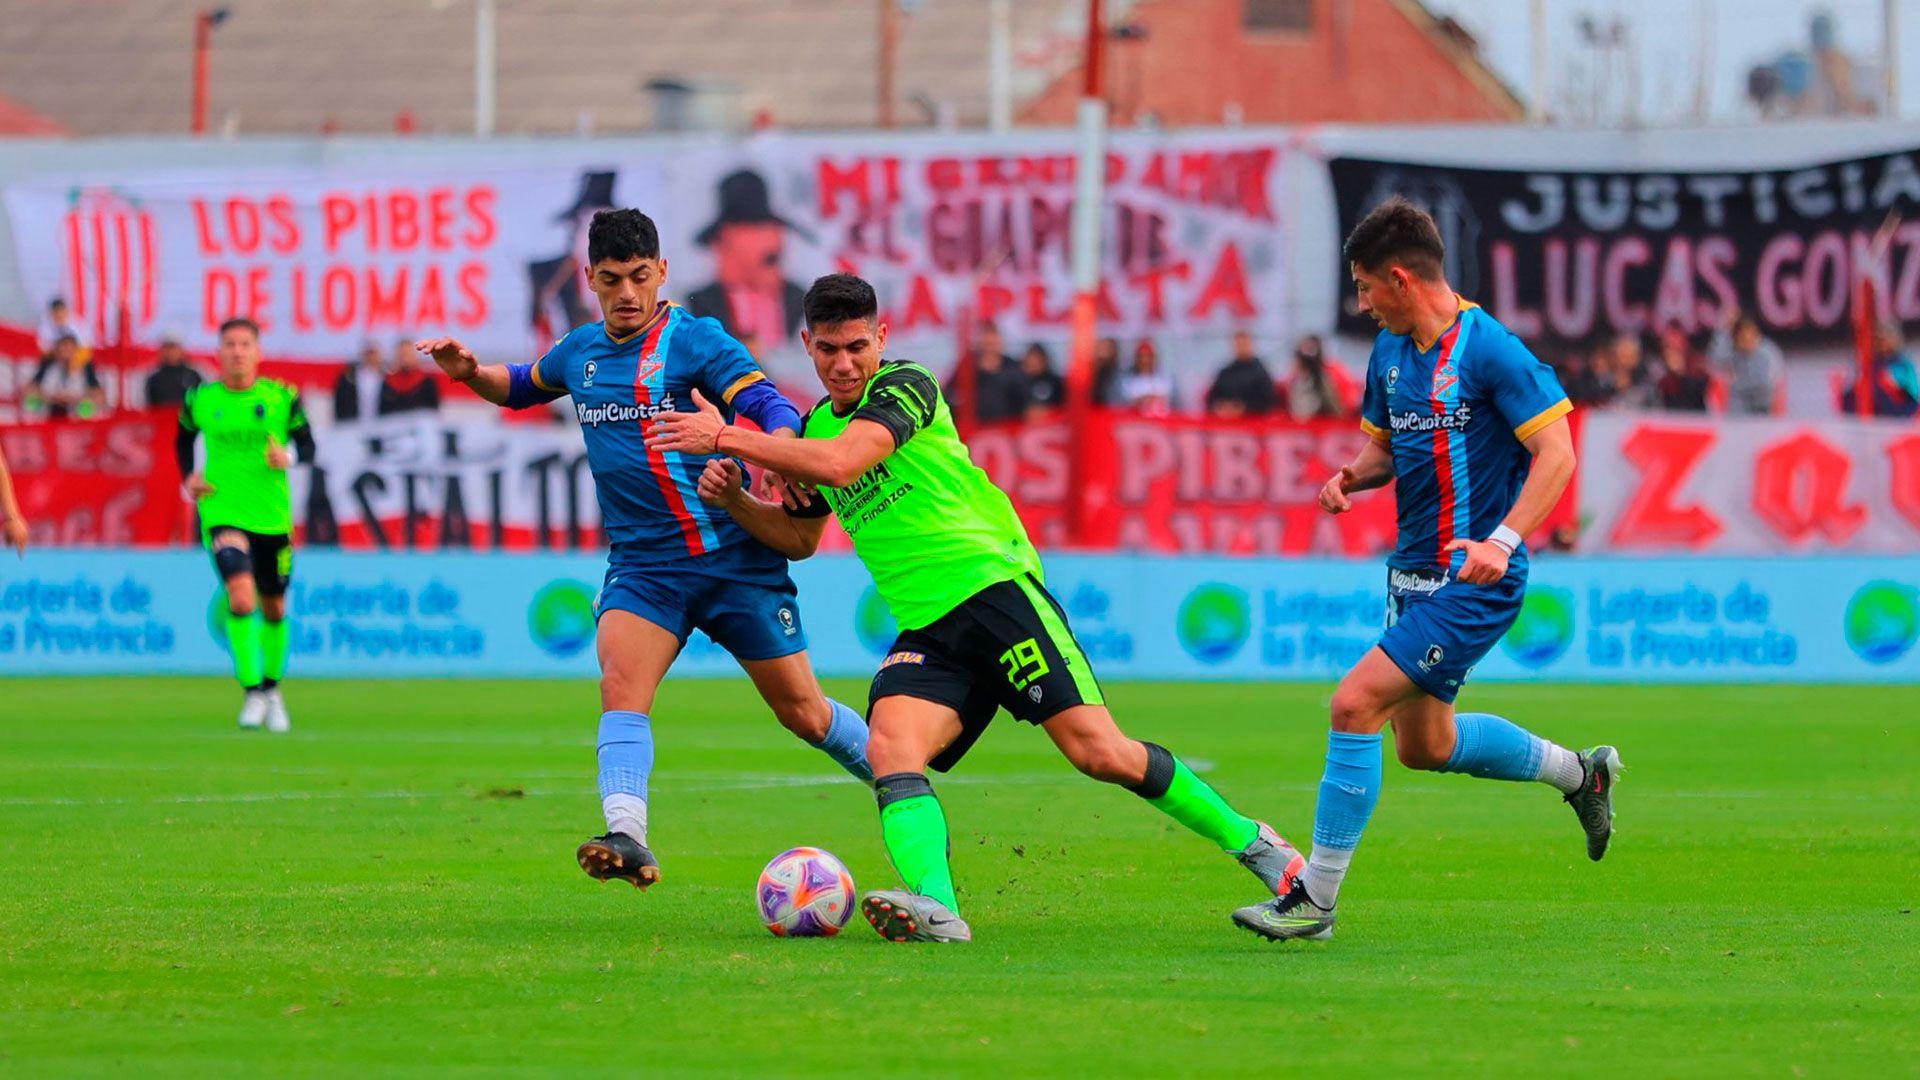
[1236, 197, 1622, 943]
[417, 209, 870, 892]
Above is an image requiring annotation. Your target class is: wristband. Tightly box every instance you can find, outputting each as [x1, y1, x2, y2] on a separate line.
[1488, 524, 1523, 553]
[713, 425, 735, 456]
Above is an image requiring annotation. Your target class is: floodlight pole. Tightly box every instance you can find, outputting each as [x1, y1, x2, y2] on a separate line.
[1066, 0, 1107, 544]
[191, 8, 230, 136]
[988, 0, 1012, 132]
[475, 0, 497, 137]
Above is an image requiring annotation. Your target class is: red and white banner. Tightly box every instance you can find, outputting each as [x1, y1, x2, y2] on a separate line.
[1579, 410, 1920, 553]
[655, 133, 1290, 365]
[0, 413, 184, 546]
[4, 165, 664, 360]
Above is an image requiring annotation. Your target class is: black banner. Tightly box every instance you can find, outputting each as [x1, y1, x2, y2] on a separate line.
[1329, 149, 1920, 348]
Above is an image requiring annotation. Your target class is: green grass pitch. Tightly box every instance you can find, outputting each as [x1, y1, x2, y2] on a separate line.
[1, 677, 1915, 1076]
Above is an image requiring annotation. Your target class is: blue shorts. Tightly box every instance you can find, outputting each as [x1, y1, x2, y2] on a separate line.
[596, 541, 807, 662]
[1377, 566, 1525, 704]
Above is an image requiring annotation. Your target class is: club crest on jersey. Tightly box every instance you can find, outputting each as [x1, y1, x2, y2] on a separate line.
[582, 360, 597, 387]
[1386, 366, 1400, 395]
[638, 355, 664, 383]
[1432, 359, 1460, 400]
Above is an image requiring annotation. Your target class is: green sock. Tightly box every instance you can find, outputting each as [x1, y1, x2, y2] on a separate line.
[225, 613, 263, 687]
[1143, 750, 1260, 852]
[875, 773, 959, 913]
[261, 618, 290, 681]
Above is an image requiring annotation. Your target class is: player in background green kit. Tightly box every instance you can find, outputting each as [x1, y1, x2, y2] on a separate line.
[652, 273, 1303, 943]
[175, 318, 316, 732]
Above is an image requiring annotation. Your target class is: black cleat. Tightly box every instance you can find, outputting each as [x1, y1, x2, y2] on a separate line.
[1565, 746, 1623, 862]
[576, 832, 661, 890]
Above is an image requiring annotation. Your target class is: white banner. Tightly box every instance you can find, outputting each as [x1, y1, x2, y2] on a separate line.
[4, 164, 664, 360]
[4, 132, 1289, 375]
[1578, 410, 1920, 553]
[654, 132, 1290, 369]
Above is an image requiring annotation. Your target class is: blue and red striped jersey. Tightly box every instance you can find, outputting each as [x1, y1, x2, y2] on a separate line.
[532, 302, 779, 558]
[1360, 301, 1571, 577]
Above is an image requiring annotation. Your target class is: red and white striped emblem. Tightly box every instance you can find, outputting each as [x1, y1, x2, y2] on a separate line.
[60, 187, 159, 345]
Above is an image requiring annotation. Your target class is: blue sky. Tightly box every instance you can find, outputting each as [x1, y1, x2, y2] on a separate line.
[1423, 0, 1918, 121]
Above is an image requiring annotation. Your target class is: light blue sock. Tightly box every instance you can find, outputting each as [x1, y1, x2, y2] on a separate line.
[809, 698, 873, 783]
[1302, 730, 1383, 908]
[1440, 712, 1544, 781]
[597, 710, 654, 842]
[1442, 712, 1585, 792]
[597, 711, 653, 797]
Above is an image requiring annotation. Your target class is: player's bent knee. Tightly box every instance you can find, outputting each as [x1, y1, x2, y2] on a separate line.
[772, 695, 832, 742]
[1329, 683, 1389, 734]
[865, 726, 931, 776]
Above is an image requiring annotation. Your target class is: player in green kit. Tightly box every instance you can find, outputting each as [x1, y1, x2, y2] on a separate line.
[175, 318, 315, 732]
[651, 273, 1302, 943]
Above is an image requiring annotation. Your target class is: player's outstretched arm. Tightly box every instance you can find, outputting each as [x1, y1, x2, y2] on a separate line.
[1444, 416, 1575, 584]
[696, 459, 828, 560]
[1319, 438, 1396, 514]
[414, 337, 550, 408]
[649, 390, 894, 489]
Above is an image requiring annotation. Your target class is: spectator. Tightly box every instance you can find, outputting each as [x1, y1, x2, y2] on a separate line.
[27, 334, 105, 420]
[333, 340, 386, 422]
[378, 336, 441, 415]
[143, 333, 203, 409]
[948, 322, 1027, 423]
[1019, 343, 1066, 418]
[1595, 333, 1657, 409]
[1652, 328, 1711, 412]
[1555, 350, 1606, 407]
[1121, 339, 1174, 416]
[1205, 330, 1278, 418]
[1709, 309, 1785, 415]
[36, 297, 89, 354]
[1840, 322, 1920, 418]
[1091, 336, 1125, 406]
[1284, 334, 1354, 420]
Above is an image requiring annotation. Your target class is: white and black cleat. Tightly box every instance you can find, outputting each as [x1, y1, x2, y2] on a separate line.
[861, 889, 972, 943]
[238, 689, 269, 731]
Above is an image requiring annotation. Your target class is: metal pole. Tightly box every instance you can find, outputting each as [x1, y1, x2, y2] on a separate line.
[879, 0, 899, 128]
[1066, 0, 1106, 544]
[475, 0, 497, 137]
[192, 11, 212, 136]
[1529, 0, 1547, 122]
[1886, 0, 1900, 119]
[988, 0, 1012, 133]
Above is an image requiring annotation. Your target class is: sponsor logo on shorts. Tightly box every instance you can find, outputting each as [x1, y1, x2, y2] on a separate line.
[777, 606, 798, 636]
[1028, 684, 1043, 703]
[880, 650, 925, 669]
[1418, 643, 1445, 672]
[1389, 568, 1448, 595]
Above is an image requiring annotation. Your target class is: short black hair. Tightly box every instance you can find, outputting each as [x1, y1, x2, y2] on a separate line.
[803, 273, 878, 330]
[219, 316, 259, 338]
[47, 297, 67, 311]
[587, 209, 660, 265]
[1342, 196, 1445, 281]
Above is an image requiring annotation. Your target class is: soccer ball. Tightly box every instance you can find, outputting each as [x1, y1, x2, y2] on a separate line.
[756, 846, 856, 937]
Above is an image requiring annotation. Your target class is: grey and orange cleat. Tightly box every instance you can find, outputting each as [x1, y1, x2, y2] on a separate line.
[1232, 877, 1337, 942]
[576, 832, 661, 890]
[860, 890, 972, 943]
[1566, 745, 1623, 862]
[1236, 820, 1307, 897]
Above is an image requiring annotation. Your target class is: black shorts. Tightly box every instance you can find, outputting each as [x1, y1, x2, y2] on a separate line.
[207, 527, 294, 598]
[869, 573, 1105, 773]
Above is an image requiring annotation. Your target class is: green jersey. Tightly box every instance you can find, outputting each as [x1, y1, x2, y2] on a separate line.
[179, 379, 309, 540]
[795, 360, 1042, 630]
